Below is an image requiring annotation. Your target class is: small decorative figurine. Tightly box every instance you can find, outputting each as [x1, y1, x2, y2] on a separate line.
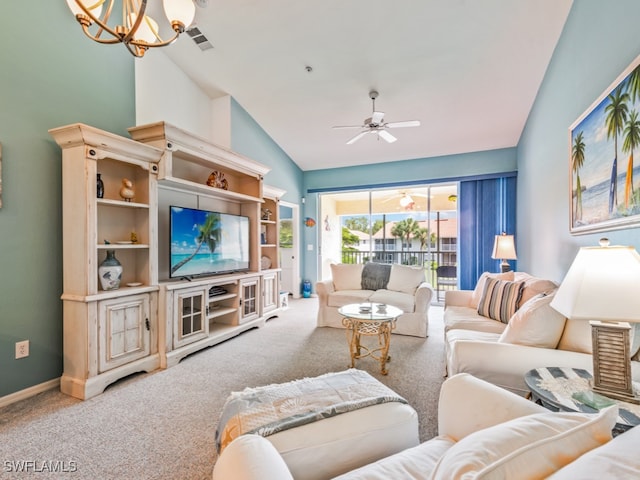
[119, 178, 134, 202]
[130, 231, 138, 244]
[261, 208, 272, 221]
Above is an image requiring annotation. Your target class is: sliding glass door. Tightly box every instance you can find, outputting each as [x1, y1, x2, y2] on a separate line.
[319, 183, 458, 302]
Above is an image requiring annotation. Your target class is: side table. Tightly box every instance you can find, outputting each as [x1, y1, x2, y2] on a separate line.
[524, 367, 640, 436]
[338, 302, 402, 375]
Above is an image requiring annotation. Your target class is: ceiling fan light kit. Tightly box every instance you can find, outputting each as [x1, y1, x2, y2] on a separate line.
[333, 90, 421, 145]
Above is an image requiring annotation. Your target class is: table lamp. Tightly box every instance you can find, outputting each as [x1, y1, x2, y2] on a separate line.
[491, 232, 517, 272]
[550, 238, 640, 404]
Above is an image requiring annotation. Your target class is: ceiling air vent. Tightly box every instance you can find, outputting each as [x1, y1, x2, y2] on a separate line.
[186, 27, 214, 51]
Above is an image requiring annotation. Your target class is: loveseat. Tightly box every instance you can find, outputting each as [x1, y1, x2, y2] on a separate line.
[213, 373, 640, 479]
[444, 271, 640, 395]
[316, 263, 434, 337]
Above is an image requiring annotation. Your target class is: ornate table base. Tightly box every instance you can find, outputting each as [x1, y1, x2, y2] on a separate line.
[339, 303, 402, 375]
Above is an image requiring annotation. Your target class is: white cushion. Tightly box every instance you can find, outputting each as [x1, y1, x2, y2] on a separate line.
[557, 318, 593, 354]
[513, 271, 558, 307]
[471, 271, 515, 309]
[368, 289, 415, 312]
[499, 292, 567, 348]
[387, 264, 425, 295]
[331, 263, 363, 291]
[548, 417, 640, 479]
[429, 405, 617, 480]
[327, 290, 374, 307]
[334, 437, 454, 480]
[443, 306, 507, 334]
[212, 434, 294, 480]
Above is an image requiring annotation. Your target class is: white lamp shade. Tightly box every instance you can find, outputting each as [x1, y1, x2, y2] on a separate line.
[550, 244, 640, 322]
[163, 0, 196, 27]
[491, 234, 517, 260]
[66, 0, 103, 18]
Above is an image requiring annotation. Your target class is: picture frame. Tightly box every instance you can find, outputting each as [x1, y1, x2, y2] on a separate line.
[569, 53, 640, 234]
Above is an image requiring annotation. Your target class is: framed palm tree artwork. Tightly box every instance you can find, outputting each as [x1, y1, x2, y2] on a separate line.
[569, 53, 640, 234]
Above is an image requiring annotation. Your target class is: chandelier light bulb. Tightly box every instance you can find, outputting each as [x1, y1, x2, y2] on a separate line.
[66, 0, 197, 57]
[66, 0, 103, 20]
[163, 0, 196, 32]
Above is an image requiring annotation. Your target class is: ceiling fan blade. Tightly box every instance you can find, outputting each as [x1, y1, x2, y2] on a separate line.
[346, 131, 369, 145]
[371, 111, 385, 124]
[332, 125, 364, 129]
[377, 130, 397, 143]
[385, 120, 421, 128]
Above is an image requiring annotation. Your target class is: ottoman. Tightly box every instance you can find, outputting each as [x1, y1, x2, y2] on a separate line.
[215, 369, 419, 480]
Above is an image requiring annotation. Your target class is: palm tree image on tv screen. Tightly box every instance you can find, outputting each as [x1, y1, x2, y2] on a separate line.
[170, 206, 250, 278]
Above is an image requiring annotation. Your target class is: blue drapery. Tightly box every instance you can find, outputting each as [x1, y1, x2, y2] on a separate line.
[458, 174, 517, 290]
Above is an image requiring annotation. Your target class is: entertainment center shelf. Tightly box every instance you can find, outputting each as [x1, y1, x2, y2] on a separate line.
[51, 121, 286, 400]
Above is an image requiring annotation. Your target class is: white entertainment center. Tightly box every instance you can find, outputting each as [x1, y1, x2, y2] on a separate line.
[50, 121, 284, 400]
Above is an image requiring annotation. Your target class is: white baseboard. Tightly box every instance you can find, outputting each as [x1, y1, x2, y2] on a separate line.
[0, 378, 60, 408]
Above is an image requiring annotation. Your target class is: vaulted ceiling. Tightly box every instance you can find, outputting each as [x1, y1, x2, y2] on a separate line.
[161, 0, 573, 171]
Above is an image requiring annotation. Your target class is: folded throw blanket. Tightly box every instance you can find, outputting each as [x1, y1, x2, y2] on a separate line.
[215, 369, 407, 453]
[361, 262, 391, 290]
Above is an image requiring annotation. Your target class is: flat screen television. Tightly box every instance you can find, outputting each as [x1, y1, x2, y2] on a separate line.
[169, 206, 250, 279]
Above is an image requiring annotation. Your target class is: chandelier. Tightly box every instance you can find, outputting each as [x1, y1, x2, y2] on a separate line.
[66, 0, 196, 57]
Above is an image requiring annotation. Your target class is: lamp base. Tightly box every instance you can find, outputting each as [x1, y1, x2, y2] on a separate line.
[592, 385, 640, 404]
[590, 320, 639, 404]
[500, 260, 511, 273]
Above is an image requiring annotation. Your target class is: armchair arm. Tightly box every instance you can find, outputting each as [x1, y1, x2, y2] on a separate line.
[444, 289, 473, 308]
[414, 282, 434, 313]
[315, 279, 335, 306]
[213, 434, 294, 480]
[437, 373, 546, 442]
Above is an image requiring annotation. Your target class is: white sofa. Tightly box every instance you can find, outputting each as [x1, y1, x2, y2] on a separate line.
[316, 263, 434, 337]
[444, 271, 640, 396]
[213, 373, 640, 479]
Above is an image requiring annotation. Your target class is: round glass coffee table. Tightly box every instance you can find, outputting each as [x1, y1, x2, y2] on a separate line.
[338, 302, 403, 375]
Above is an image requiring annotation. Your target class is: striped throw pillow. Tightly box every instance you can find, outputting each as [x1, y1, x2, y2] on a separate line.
[477, 278, 525, 323]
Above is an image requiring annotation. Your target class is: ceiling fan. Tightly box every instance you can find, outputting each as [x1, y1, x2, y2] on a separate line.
[333, 90, 420, 145]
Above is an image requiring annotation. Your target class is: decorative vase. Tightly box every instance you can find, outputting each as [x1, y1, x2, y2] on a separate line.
[96, 173, 104, 199]
[98, 250, 122, 290]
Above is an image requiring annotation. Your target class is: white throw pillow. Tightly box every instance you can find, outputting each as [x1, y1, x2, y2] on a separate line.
[471, 271, 514, 309]
[499, 292, 567, 348]
[386, 264, 425, 295]
[430, 405, 617, 480]
[514, 272, 559, 307]
[330, 263, 363, 291]
[557, 318, 593, 354]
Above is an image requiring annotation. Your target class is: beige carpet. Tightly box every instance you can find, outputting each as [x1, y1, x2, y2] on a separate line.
[0, 297, 445, 479]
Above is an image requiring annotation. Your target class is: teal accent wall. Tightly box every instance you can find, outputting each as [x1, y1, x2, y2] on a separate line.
[302, 148, 518, 286]
[0, 4, 135, 396]
[230, 98, 304, 205]
[517, 0, 640, 280]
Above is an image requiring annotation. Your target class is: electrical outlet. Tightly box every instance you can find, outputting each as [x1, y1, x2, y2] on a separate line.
[15, 340, 29, 359]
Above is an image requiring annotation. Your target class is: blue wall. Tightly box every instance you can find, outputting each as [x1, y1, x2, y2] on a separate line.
[517, 0, 640, 281]
[230, 98, 304, 205]
[0, 4, 135, 397]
